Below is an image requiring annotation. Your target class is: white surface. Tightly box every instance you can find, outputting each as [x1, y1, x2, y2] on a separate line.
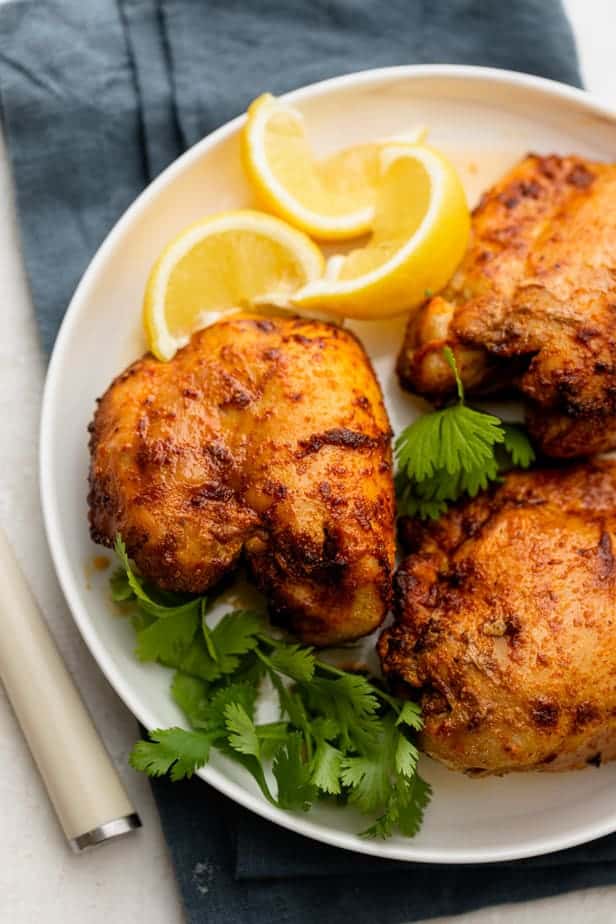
[40, 65, 616, 865]
[2, 2, 616, 921]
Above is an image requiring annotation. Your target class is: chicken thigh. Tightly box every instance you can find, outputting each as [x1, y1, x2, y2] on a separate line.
[89, 314, 395, 646]
[379, 461, 616, 774]
[397, 154, 616, 458]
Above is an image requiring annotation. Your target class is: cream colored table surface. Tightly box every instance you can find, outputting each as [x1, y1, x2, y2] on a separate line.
[2, 2, 616, 922]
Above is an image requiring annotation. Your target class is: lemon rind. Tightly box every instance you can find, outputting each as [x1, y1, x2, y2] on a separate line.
[145, 209, 324, 360]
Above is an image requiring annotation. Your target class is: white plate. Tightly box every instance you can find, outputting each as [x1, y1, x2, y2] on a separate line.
[40, 65, 616, 864]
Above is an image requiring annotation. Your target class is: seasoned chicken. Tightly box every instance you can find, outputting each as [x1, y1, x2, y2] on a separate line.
[378, 461, 616, 774]
[89, 314, 394, 646]
[397, 154, 616, 457]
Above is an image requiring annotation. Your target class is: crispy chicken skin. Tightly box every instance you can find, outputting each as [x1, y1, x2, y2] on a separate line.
[378, 461, 616, 774]
[88, 315, 394, 647]
[397, 154, 616, 458]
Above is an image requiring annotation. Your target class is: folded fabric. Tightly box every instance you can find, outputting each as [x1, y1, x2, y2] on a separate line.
[151, 774, 616, 924]
[0, 0, 581, 351]
[1, 1, 605, 923]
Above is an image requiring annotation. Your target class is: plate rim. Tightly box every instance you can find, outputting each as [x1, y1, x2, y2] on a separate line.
[39, 63, 616, 864]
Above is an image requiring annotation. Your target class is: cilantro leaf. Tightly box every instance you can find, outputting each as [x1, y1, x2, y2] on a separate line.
[330, 673, 381, 750]
[310, 716, 341, 742]
[396, 472, 449, 520]
[218, 724, 277, 806]
[395, 350, 535, 519]
[171, 673, 260, 735]
[135, 604, 200, 663]
[311, 740, 343, 795]
[362, 774, 433, 839]
[170, 672, 211, 727]
[114, 536, 149, 602]
[178, 632, 224, 681]
[440, 404, 504, 474]
[395, 404, 503, 486]
[129, 727, 214, 781]
[335, 673, 381, 718]
[339, 717, 398, 813]
[211, 610, 262, 664]
[220, 701, 282, 803]
[340, 716, 424, 821]
[255, 721, 290, 759]
[340, 749, 391, 813]
[396, 775, 432, 837]
[267, 641, 315, 682]
[395, 732, 420, 778]
[302, 675, 380, 752]
[114, 535, 195, 618]
[114, 543, 430, 841]
[110, 566, 133, 602]
[224, 702, 261, 758]
[272, 733, 315, 810]
[207, 683, 258, 731]
[396, 700, 424, 732]
[501, 422, 535, 469]
[267, 673, 314, 755]
[179, 610, 261, 681]
[130, 608, 154, 634]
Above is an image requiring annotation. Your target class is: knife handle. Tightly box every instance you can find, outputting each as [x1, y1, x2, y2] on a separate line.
[0, 526, 141, 851]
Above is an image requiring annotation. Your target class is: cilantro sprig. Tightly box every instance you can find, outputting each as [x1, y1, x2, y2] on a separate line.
[113, 537, 430, 839]
[395, 348, 535, 518]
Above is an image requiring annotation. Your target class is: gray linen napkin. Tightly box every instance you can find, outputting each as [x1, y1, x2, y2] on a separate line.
[2, 2, 610, 923]
[0, 0, 582, 351]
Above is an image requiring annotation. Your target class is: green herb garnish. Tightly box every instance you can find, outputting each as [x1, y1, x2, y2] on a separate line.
[395, 348, 535, 519]
[113, 537, 430, 839]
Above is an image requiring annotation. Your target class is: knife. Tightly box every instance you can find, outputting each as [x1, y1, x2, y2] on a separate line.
[0, 526, 141, 851]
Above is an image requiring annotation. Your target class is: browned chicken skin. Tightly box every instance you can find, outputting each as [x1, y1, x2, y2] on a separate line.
[88, 315, 395, 646]
[397, 154, 616, 458]
[378, 461, 616, 775]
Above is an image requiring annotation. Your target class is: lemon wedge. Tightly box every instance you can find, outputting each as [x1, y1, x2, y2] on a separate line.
[143, 210, 324, 360]
[292, 144, 470, 320]
[241, 93, 426, 241]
